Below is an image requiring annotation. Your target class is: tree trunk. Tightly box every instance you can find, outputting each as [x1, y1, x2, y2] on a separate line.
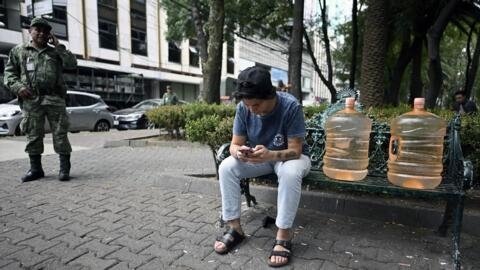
[360, 0, 389, 108]
[349, 0, 358, 89]
[409, 37, 424, 105]
[191, 1, 208, 64]
[426, 0, 460, 108]
[288, 0, 304, 102]
[200, 0, 224, 104]
[387, 30, 412, 106]
[303, 29, 337, 103]
[464, 24, 480, 98]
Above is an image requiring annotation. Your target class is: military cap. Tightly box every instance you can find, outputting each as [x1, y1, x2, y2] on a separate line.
[30, 17, 52, 31]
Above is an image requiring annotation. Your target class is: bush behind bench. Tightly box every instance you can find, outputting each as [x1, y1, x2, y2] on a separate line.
[146, 103, 479, 183]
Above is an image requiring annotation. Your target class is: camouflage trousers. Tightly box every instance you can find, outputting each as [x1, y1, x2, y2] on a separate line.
[21, 101, 72, 155]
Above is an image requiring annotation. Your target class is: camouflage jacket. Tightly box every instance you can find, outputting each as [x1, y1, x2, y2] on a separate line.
[3, 41, 77, 105]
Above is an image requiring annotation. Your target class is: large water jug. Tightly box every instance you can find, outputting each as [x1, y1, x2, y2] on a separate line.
[387, 98, 446, 189]
[323, 97, 372, 181]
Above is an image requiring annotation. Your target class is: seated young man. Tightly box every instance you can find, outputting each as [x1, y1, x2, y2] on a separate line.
[213, 66, 311, 267]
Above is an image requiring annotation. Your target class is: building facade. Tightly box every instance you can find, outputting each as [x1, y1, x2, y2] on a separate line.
[0, 0, 328, 107]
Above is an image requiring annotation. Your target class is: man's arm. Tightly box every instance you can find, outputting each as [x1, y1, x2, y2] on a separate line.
[3, 48, 26, 96]
[55, 44, 77, 70]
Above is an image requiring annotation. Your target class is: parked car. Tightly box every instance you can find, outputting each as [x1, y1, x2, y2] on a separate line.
[112, 98, 188, 130]
[0, 90, 114, 136]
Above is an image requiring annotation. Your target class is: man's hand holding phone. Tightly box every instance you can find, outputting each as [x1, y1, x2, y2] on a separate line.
[236, 145, 254, 161]
[48, 33, 59, 47]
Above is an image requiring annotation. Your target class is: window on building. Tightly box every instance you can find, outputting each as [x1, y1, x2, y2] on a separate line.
[98, 0, 116, 8]
[189, 39, 199, 67]
[98, 20, 117, 50]
[0, 0, 21, 30]
[98, 1, 118, 50]
[168, 42, 181, 63]
[50, 5, 68, 39]
[130, 0, 147, 56]
[132, 28, 147, 55]
[227, 40, 234, 74]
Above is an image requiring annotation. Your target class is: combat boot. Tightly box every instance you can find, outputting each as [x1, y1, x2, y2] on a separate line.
[21, 155, 45, 182]
[59, 154, 71, 181]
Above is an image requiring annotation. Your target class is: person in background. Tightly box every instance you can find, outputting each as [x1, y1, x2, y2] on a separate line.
[213, 66, 311, 267]
[453, 90, 477, 115]
[162, 85, 178, 105]
[4, 17, 77, 182]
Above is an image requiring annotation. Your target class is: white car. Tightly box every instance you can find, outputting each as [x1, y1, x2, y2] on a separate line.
[0, 90, 114, 136]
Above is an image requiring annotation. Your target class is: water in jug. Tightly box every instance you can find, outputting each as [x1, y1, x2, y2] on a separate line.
[323, 97, 372, 181]
[387, 98, 447, 189]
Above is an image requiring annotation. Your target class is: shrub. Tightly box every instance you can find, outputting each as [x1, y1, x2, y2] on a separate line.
[146, 105, 186, 138]
[303, 104, 328, 120]
[186, 115, 234, 176]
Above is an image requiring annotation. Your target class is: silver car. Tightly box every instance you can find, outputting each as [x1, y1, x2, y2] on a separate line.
[0, 90, 114, 136]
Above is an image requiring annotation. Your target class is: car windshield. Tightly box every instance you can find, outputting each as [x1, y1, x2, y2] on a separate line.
[132, 100, 161, 109]
[7, 99, 19, 105]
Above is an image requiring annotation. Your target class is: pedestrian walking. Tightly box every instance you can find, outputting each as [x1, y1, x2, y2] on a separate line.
[213, 66, 311, 267]
[162, 85, 178, 105]
[3, 17, 77, 182]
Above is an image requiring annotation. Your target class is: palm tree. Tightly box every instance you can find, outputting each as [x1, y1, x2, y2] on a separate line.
[360, 0, 389, 108]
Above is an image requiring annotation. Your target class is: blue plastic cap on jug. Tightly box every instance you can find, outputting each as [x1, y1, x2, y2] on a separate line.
[387, 97, 447, 189]
[322, 97, 372, 181]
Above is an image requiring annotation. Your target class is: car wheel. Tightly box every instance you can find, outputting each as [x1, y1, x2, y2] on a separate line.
[94, 120, 110, 132]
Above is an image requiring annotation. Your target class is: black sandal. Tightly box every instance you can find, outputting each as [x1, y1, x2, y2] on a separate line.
[214, 227, 245, 255]
[267, 239, 292, 267]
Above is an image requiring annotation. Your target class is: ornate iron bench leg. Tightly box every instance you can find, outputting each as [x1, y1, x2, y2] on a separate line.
[451, 193, 465, 270]
[240, 178, 257, 207]
[436, 199, 454, 237]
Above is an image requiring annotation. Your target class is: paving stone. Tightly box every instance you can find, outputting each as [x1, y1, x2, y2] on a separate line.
[0, 261, 22, 270]
[172, 253, 223, 269]
[49, 232, 92, 249]
[110, 234, 152, 253]
[33, 258, 86, 270]
[68, 251, 118, 270]
[136, 258, 171, 270]
[105, 246, 154, 268]
[5, 247, 54, 268]
[76, 239, 122, 258]
[141, 232, 182, 249]
[92, 211, 126, 223]
[17, 235, 59, 253]
[39, 216, 74, 229]
[169, 228, 210, 245]
[59, 221, 98, 237]
[348, 257, 401, 270]
[85, 228, 124, 244]
[41, 242, 88, 264]
[0, 227, 38, 244]
[98, 203, 130, 214]
[113, 224, 154, 240]
[0, 239, 27, 257]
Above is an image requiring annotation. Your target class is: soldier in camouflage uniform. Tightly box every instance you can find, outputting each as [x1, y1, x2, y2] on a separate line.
[3, 17, 77, 182]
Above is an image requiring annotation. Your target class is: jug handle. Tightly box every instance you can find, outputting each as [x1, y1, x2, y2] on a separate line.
[389, 136, 399, 161]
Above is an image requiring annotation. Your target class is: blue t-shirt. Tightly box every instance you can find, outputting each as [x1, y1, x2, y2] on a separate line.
[233, 91, 308, 155]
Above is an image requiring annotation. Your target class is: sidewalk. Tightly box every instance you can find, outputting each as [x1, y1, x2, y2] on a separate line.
[0, 138, 479, 269]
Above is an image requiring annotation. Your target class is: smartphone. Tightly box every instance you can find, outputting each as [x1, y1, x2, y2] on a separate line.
[238, 147, 254, 154]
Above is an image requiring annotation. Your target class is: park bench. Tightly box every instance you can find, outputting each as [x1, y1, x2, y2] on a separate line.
[215, 90, 474, 270]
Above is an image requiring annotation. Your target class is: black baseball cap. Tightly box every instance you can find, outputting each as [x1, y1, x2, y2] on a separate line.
[234, 66, 276, 100]
[30, 17, 52, 31]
